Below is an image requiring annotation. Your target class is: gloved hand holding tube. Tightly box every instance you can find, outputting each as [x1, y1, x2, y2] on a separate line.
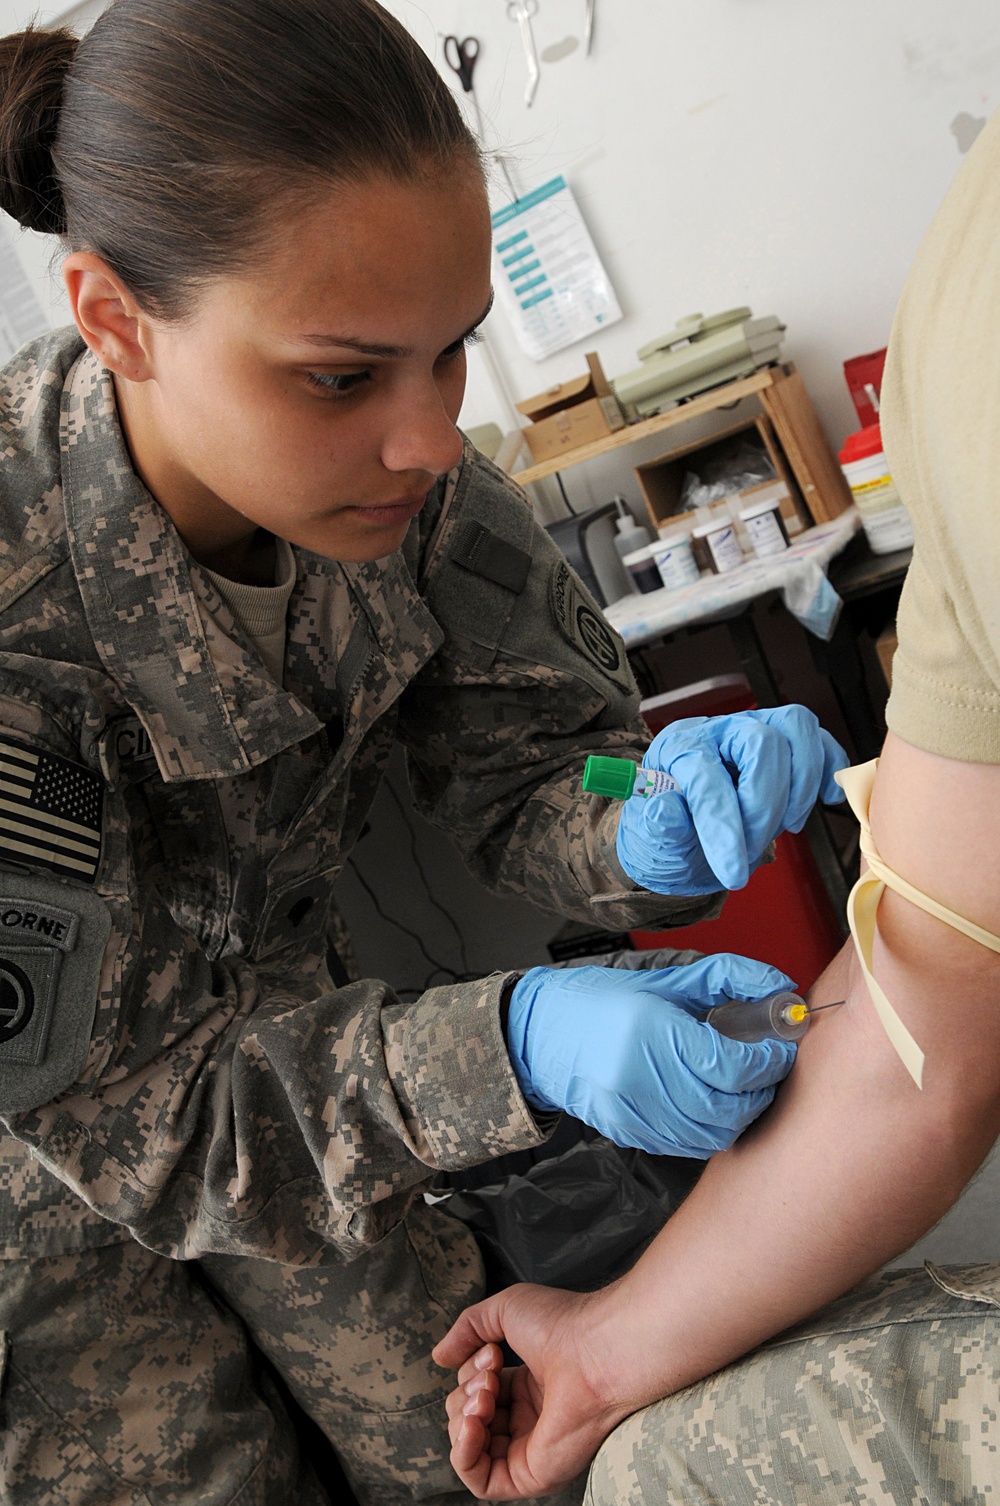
[611, 706, 848, 895]
[506, 954, 799, 1159]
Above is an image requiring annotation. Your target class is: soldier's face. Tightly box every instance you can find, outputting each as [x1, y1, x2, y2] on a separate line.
[123, 165, 493, 566]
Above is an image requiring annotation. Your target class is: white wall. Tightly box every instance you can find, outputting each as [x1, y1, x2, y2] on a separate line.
[379, 0, 1000, 454]
[4, 0, 1000, 482]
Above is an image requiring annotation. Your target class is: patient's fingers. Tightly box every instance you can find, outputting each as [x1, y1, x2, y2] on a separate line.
[455, 1341, 503, 1387]
[448, 1391, 495, 1447]
[434, 1301, 508, 1370]
[450, 1413, 488, 1475]
[450, 1405, 512, 1486]
[446, 1376, 497, 1429]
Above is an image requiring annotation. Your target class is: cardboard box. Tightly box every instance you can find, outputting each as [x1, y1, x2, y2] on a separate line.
[516, 352, 625, 462]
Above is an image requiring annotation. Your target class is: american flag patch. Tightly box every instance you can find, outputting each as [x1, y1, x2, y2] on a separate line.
[0, 736, 103, 884]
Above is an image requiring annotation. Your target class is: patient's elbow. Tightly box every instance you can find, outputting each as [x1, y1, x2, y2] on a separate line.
[885, 987, 1000, 1195]
[927, 1037, 1000, 1150]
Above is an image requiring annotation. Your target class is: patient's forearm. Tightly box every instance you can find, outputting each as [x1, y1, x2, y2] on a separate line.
[588, 893, 1000, 1414]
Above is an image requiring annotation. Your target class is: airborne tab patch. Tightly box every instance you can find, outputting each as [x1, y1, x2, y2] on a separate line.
[549, 561, 634, 694]
[0, 898, 85, 1067]
[0, 736, 103, 884]
[0, 875, 111, 1111]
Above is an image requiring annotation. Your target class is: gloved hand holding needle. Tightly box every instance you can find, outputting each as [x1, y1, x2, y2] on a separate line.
[506, 954, 799, 1159]
[610, 706, 848, 894]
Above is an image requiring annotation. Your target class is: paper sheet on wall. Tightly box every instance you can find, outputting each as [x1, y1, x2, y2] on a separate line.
[491, 177, 622, 361]
[0, 222, 50, 363]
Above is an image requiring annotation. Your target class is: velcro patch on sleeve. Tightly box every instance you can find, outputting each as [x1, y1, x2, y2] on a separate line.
[549, 561, 634, 694]
[453, 521, 533, 594]
[0, 735, 103, 885]
[0, 874, 111, 1114]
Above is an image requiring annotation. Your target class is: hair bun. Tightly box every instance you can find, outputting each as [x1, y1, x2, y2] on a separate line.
[0, 26, 78, 234]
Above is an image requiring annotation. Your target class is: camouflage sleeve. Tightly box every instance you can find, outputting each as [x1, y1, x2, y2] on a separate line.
[0, 698, 550, 1267]
[401, 450, 724, 933]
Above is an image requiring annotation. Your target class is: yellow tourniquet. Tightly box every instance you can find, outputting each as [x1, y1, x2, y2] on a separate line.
[836, 760, 1000, 1089]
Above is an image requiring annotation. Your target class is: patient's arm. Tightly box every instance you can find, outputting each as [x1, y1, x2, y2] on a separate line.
[435, 731, 1000, 1499]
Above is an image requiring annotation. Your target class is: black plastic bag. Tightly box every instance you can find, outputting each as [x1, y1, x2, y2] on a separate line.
[438, 1137, 701, 1292]
[437, 947, 706, 1292]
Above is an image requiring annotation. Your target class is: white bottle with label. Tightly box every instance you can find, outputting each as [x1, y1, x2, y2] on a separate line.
[612, 496, 653, 564]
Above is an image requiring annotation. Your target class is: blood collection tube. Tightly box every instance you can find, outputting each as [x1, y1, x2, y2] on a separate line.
[582, 755, 680, 800]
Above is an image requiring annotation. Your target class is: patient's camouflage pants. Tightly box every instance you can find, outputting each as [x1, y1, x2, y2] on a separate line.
[586, 1261, 1000, 1505]
[0, 1198, 582, 1506]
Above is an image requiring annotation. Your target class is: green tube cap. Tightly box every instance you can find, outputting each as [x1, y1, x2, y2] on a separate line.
[582, 755, 637, 800]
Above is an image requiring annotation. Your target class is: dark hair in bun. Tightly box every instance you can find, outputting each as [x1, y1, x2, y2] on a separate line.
[0, 1, 479, 319]
[0, 26, 77, 234]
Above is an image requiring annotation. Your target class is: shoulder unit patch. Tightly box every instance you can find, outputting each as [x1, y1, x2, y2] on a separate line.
[0, 874, 111, 1111]
[549, 561, 634, 695]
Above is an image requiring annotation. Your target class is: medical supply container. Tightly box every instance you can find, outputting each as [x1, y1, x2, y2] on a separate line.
[621, 544, 663, 594]
[739, 494, 790, 558]
[651, 528, 700, 589]
[691, 518, 745, 574]
[838, 424, 914, 555]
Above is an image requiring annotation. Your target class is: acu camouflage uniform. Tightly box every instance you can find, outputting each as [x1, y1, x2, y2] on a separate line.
[0, 331, 712, 1505]
[586, 1261, 1000, 1506]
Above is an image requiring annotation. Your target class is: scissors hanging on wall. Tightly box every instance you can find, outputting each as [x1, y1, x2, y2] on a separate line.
[443, 35, 484, 134]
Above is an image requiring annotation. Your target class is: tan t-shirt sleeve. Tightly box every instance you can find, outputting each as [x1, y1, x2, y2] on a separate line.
[882, 105, 1000, 764]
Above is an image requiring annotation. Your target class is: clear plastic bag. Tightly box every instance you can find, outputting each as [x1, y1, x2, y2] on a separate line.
[679, 438, 777, 511]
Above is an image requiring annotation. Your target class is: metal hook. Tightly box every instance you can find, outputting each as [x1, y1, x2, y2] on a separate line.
[506, 0, 540, 107]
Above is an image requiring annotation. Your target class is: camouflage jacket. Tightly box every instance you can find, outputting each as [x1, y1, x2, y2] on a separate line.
[0, 331, 717, 1264]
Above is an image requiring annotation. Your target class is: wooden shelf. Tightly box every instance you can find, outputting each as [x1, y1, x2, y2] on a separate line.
[511, 369, 777, 485]
[510, 362, 853, 527]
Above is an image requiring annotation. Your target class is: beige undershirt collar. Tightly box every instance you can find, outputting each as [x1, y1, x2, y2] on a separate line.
[202, 537, 296, 685]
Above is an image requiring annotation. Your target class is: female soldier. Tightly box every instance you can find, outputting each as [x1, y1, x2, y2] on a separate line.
[0, 3, 844, 1501]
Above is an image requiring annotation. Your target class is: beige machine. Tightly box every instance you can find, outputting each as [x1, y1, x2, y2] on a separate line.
[612, 308, 786, 419]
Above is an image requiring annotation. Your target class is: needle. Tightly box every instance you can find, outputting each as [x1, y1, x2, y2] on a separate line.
[805, 1000, 845, 1014]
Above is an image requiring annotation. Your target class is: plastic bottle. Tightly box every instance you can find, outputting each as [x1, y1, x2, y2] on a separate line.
[612, 496, 652, 563]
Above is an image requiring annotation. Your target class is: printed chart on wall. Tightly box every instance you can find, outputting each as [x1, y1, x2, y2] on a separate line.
[0, 224, 49, 363]
[491, 177, 622, 360]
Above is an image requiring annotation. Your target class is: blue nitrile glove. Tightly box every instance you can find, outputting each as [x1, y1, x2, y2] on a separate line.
[506, 954, 798, 1158]
[616, 706, 848, 894]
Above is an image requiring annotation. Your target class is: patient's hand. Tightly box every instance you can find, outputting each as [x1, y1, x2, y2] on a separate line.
[434, 1282, 629, 1500]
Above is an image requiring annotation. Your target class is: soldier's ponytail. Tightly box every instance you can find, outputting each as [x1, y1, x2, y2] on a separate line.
[0, 0, 479, 318]
[0, 26, 77, 235]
